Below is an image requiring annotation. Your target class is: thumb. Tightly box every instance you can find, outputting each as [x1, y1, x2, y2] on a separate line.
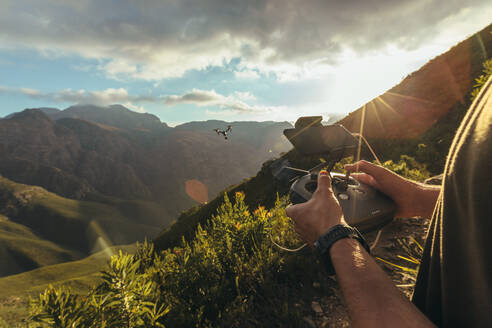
[350, 172, 378, 188]
[344, 160, 385, 180]
[316, 170, 332, 193]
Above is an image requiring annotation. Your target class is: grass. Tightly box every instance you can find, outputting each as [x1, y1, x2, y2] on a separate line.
[0, 175, 173, 325]
[0, 218, 79, 276]
[0, 244, 136, 326]
[0, 176, 170, 257]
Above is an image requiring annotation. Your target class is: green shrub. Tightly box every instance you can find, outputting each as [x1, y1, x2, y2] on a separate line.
[381, 155, 430, 182]
[28, 193, 331, 327]
[471, 58, 492, 100]
[28, 245, 169, 328]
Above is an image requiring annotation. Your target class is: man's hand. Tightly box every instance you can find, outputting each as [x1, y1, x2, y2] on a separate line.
[345, 160, 440, 219]
[285, 170, 345, 245]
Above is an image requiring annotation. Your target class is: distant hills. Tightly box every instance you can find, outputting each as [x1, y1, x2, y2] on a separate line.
[0, 105, 293, 277]
[0, 176, 164, 276]
[0, 105, 292, 218]
[41, 104, 168, 131]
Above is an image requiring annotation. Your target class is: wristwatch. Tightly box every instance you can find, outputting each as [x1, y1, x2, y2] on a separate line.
[314, 223, 371, 275]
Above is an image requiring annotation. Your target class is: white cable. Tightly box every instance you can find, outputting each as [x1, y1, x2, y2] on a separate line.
[370, 228, 383, 252]
[270, 234, 308, 252]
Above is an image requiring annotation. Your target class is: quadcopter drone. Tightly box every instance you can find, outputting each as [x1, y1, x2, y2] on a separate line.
[213, 125, 232, 140]
[273, 116, 396, 233]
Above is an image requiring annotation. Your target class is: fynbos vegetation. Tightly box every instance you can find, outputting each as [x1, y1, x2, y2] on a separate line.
[27, 193, 332, 327]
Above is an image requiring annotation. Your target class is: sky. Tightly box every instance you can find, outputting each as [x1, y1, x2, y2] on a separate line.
[0, 0, 491, 126]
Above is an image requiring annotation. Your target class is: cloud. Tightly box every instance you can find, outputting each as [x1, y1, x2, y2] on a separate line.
[234, 91, 256, 101]
[0, 85, 157, 106]
[1, 0, 489, 80]
[234, 70, 260, 79]
[123, 102, 146, 113]
[0, 85, 278, 114]
[164, 89, 283, 113]
[164, 89, 223, 106]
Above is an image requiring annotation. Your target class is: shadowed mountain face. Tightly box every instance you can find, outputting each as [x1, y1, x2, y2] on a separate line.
[0, 175, 165, 277]
[45, 104, 168, 131]
[0, 106, 292, 217]
[338, 23, 492, 139]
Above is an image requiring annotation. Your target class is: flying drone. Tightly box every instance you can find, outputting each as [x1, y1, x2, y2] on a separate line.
[213, 125, 232, 140]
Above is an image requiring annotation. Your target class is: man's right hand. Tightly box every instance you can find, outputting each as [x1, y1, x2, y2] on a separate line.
[344, 160, 441, 219]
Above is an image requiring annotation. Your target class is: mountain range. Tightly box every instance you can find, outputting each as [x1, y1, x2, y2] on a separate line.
[0, 105, 293, 276]
[0, 105, 292, 217]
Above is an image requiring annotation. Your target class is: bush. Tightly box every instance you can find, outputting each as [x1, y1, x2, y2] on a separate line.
[471, 58, 492, 100]
[28, 193, 330, 327]
[28, 250, 169, 327]
[381, 155, 430, 182]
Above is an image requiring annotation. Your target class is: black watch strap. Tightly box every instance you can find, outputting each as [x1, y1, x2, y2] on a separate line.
[314, 223, 370, 275]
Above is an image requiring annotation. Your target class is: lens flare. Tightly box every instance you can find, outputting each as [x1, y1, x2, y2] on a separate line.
[185, 179, 209, 204]
[88, 220, 114, 257]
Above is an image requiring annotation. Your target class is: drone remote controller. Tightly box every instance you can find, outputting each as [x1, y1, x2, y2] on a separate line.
[275, 116, 396, 233]
[289, 172, 395, 232]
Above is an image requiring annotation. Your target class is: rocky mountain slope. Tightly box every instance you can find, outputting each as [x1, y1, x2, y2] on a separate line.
[43, 104, 168, 131]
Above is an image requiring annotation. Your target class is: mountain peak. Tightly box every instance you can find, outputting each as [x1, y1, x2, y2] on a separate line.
[38, 104, 170, 131]
[7, 108, 53, 124]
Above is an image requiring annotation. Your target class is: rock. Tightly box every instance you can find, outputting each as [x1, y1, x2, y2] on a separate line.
[312, 301, 323, 314]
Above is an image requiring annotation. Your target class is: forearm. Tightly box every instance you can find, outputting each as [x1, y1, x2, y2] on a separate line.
[410, 183, 441, 219]
[330, 238, 435, 328]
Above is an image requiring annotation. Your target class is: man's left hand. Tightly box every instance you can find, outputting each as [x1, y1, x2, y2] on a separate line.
[285, 170, 346, 245]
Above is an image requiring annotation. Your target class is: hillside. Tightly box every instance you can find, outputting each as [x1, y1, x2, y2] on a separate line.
[0, 215, 77, 277]
[0, 176, 167, 277]
[44, 104, 168, 131]
[339, 23, 492, 139]
[0, 244, 136, 325]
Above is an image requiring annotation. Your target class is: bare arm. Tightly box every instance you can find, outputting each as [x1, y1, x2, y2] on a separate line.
[330, 238, 435, 327]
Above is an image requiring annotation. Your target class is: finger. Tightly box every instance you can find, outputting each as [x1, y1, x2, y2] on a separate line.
[344, 160, 386, 179]
[315, 170, 332, 193]
[285, 204, 296, 218]
[350, 172, 378, 188]
[285, 203, 305, 220]
[292, 221, 300, 233]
